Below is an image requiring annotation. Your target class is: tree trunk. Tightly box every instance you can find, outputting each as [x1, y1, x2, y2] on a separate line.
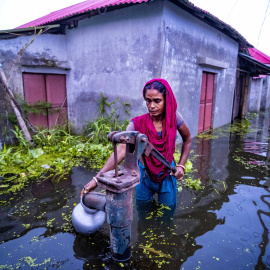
[0, 65, 32, 143]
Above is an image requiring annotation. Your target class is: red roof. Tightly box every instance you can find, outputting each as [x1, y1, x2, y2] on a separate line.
[248, 48, 270, 65]
[15, 0, 251, 48]
[18, 0, 149, 28]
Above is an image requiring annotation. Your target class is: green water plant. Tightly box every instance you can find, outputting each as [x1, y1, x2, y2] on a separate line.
[197, 117, 255, 140]
[85, 92, 130, 144]
[173, 150, 201, 191]
[11, 125, 30, 147]
[197, 132, 219, 140]
[0, 93, 132, 199]
[209, 176, 227, 195]
[0, 126, 113, 199]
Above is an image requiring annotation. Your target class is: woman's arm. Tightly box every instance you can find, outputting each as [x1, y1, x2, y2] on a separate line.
[81, 143, 126, 196]
[178, 123, 192, 167]
[171, 123, 192, 181]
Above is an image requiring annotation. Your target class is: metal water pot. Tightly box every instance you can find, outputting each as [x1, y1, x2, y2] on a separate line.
[72, 194, 106, 235]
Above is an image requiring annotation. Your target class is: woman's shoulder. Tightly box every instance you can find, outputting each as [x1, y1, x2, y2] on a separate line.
[129, 113, 149, 131]
[126, 121, 135, 131]
[176, 111, 184, 129]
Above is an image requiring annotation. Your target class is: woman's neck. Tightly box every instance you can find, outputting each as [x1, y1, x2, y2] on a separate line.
[151, 115, 163, 132]
[150, 114, 164, 122]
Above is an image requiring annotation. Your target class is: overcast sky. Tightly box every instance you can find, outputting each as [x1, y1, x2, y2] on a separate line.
[1, 0, 270, 55]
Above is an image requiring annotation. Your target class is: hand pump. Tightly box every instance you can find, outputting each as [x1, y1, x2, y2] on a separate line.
[73, 131, 176, 261]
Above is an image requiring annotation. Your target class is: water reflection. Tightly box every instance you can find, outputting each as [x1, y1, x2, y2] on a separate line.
[179, 111, 270, 270]
[1, 112, 270, 269]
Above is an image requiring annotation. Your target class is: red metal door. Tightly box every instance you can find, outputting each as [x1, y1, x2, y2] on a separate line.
[23, 73, 67, 129]
[46, 75, 67, 128]
[198, 72, 215, 133]
[23, 73, 48, 127]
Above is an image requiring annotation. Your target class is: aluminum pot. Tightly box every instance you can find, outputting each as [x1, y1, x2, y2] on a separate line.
[72, 194, 106, 235]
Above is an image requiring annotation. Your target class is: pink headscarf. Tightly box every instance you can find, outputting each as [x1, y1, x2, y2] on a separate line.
[132, 78, 177, 182]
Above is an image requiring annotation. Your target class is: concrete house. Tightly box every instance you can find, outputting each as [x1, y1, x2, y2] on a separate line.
[0, 0, 269, 142]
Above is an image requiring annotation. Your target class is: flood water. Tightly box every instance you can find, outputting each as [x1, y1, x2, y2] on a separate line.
[1, 111, 270, 269]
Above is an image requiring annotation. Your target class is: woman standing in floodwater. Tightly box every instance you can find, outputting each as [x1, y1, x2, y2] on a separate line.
[81, 78, 191, 207]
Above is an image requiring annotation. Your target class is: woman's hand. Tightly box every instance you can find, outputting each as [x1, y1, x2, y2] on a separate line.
[80, 178, 98, 197]
[171, 166, 184, 181]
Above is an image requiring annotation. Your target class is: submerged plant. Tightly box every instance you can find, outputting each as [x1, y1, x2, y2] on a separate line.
[184, 178, 203, 190]
[197, 132, 219, 140]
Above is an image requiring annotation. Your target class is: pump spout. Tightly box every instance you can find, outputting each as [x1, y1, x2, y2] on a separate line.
[83, 192, 106, 212]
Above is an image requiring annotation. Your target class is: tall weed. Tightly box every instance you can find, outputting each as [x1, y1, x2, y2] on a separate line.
[11, 125, 29, 147]
[85, 92, 130, 144]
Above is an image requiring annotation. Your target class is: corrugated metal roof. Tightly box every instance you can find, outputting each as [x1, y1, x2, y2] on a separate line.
[18, 0, 149, 28]
[16, 0, 252, 48]
[239, 52, 270, 76]
[248, 48, 270, 65]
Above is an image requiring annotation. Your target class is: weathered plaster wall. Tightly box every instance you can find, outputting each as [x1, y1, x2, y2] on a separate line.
[65, 0, 165, 132]
[0, 34, 68, 141]
[248, 78, 263, 113]
[161, 1, 239, 138]
[0, 34, 68, 97]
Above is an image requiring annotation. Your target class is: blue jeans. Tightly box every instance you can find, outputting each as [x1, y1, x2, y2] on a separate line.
[136, 161, 177, 207]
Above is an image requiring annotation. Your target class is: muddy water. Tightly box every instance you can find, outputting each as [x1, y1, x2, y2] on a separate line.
[1, 111, 270, 269]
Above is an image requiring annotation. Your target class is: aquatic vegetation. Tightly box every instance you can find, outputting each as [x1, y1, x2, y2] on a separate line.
[20, 256, 51, 268]
[145, 204, 172, 220]
[185, 160, 193, 172]
[197, 132, 219, 140]
[233, 151, 265, 169]
[184, 178, 203, 190]
[138, 226, 174, 268]
[139, 245, 172, 259]
[1, 92, 131, 200]
[172, 151, 203, 191]
[208, 177, 227, 195]
[197, 117, 259, 140]
[173, 150, 193, 172]
[172, 153, 203, 191]
[216, 117, 259, 137]
[0, 256, 52, 269]
[0, 127, 113, 199]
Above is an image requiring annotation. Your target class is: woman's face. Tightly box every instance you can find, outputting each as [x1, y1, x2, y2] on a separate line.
[144, 89, 165, 118]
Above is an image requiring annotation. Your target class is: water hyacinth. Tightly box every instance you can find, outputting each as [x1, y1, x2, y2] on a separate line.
[0, 126, 113, 198]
